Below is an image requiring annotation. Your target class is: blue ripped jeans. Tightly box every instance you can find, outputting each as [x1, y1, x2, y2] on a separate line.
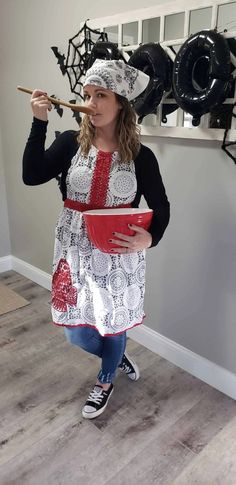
[64, 326, 127, 384]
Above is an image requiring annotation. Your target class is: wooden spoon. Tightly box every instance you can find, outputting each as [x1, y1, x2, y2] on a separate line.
[17, 86, 94, 114]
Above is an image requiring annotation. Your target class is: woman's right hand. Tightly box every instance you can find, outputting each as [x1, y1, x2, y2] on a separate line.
[30, 89, 52, 121]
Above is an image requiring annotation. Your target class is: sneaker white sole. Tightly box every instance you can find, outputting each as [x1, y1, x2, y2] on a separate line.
[124, 352, 140, 381]
[82, 387, 114, 419]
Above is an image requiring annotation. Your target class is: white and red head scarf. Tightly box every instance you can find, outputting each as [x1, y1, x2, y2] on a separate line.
[83, 59, 149, 101]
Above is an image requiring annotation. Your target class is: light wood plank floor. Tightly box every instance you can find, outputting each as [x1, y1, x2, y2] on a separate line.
[0, 271, 236, 485]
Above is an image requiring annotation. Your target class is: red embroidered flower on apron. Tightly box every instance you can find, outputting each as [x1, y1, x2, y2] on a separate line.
[52, 258, 77, 312]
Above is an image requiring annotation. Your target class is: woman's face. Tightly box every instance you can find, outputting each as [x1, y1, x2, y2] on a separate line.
[83, 85, 122, 130]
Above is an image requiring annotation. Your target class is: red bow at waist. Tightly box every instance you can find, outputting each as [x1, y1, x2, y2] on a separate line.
[64, 199, 132, 212]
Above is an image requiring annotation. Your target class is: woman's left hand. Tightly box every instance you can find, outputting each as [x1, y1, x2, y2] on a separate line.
[109, 224, 152, 253]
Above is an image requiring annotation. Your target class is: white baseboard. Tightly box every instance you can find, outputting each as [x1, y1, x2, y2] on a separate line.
[0, 255, 12, 273]
[128, 325, 236, 400]
[1, 255, 235, 400]
[11, 256, 51, 290]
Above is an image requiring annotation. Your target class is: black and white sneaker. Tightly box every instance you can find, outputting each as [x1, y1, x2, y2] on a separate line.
[119, 353, 140, 381]
[82, 383, 114, 419]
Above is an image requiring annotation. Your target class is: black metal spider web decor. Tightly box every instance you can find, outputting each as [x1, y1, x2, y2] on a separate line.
[51, 21, 108, 99]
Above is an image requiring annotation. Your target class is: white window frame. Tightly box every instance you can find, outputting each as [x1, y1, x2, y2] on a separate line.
[80, 0, 236, 141]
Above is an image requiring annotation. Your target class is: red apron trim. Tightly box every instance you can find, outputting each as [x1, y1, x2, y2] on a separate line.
[50, 316, 145, 336]
[89, 151, 112, 206]
[64, 199, 132, 212]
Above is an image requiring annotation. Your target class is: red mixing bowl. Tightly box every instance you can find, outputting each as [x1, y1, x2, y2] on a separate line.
[83, 208, 153, 253]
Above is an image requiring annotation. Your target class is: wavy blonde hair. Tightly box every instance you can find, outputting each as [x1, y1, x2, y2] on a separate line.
[78, 95, 140, 162]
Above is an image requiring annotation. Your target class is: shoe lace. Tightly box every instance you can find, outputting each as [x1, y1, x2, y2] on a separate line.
[121, 363, 133, 374]
[88, 387, 104, 405]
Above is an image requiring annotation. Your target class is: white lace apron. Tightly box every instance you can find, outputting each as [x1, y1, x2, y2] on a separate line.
[51, 145, 146, 336]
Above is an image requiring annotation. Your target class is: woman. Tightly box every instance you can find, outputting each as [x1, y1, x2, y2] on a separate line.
[23, 59, 170, 419]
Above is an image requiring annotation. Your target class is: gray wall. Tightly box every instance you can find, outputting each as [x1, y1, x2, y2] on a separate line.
[0, 126, 11, 257]
[1, 0, 236, 375]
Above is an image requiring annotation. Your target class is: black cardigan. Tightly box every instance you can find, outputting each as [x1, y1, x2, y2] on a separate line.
[22, 117, 170, 247]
